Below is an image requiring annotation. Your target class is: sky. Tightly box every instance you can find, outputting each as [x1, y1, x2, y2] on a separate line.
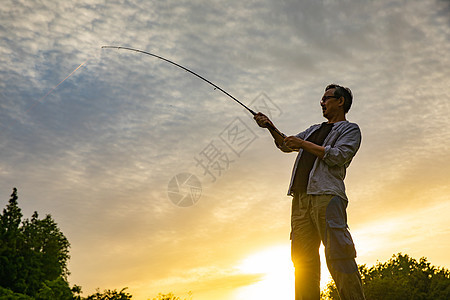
[1, 0, 449, 299]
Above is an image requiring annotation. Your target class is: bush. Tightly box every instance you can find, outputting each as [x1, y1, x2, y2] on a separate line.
[321, 253, 450, 300]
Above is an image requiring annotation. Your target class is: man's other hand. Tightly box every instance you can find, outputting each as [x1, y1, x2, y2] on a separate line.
[284, 136, 303, 151]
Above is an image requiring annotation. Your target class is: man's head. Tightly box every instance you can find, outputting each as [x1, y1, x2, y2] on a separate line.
[325, 84, 353, 113]
[321, 84, 353, 122]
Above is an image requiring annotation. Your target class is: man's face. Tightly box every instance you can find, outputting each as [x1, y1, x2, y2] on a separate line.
[320, 88, 341, 119]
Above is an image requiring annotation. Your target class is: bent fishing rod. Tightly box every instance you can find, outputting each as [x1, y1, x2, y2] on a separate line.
[101, 45, 286, 139]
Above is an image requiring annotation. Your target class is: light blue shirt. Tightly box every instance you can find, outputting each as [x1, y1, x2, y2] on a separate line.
[287, 121, 362, 201]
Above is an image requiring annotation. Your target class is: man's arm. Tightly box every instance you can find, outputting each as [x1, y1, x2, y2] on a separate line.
[284, 137, 325, 158]
[253, 112, 292, 152]
[284, 123, 361, 165]
[322, 124, 361, 167]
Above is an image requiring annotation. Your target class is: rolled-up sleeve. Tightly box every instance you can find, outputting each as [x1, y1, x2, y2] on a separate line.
[322, 124, 361, 167]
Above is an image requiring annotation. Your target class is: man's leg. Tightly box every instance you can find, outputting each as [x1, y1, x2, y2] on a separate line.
[320, 196, 365, 300]
[326, 259, 365, 300]
[291, 193, 322, 300]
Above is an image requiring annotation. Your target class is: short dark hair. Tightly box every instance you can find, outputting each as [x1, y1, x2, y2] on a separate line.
[325, 84, 353, 113]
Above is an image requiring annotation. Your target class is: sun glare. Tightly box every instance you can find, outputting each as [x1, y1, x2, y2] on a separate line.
[234, 245, 332, 299]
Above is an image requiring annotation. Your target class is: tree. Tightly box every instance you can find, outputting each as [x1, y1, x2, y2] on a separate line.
[0, 286, 33, 299]
[35, 277, 74, 300]
[321, 253, 450, 300]
[0, 188, 26, 292]
[22, 212, 71, 280]
[151, 291, 192, 300]
[84, 287, 133, 300]
[152, 293, 181, 300]
[0, 188, 72, 298]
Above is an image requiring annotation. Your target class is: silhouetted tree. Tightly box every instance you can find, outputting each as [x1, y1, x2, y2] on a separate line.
[151, 291, 192, 300]
[0, 188, 72, 298]
[321, 253, 450, 300]
[35, 277, 74, 299]
[84, 287, 133, 299]
[152, 293, 180, 300]
[0, 188, 25, 292]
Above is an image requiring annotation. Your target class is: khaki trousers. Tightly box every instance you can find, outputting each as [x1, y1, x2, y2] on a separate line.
[291, 193, 365, 300]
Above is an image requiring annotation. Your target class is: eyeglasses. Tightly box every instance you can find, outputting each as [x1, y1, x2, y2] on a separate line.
[321, 96, 337, 103]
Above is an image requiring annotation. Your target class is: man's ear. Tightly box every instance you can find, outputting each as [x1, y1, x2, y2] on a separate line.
[338, 96, 345, 108]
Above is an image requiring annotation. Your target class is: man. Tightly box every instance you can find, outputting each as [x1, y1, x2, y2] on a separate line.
[254, 84, 365, 300]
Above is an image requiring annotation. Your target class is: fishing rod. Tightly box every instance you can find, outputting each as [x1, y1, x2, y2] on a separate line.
[101, 45, 286, 139]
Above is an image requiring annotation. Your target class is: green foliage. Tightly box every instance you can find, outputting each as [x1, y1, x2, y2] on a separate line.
[35, 277, 74, 300]
[150, 291, 192, 300]
[151, 293, 180, 300]
[321, 253, 450, 300]
[22, 212, 71, 280]
[0, 188, 24, 290]
[0, 286, 33, 299]
[0, 188, 72, 298]
[321, 281, 339, 300]
[84, 287, 133, 300]
[72, 285, 83, 300]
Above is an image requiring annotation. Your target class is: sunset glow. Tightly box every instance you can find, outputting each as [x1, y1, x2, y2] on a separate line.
[235, 244, 332, 300]
[235, 245, 295, 300]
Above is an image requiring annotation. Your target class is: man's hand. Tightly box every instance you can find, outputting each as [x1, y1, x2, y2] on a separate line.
[284, 136, 303, 151]
[254, 112, 291, 151]
[285, 136, 326, 158]
[253, 112, 274, 128]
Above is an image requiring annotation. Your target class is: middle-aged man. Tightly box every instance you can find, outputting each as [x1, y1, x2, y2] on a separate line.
[254, 84, 365, 300]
